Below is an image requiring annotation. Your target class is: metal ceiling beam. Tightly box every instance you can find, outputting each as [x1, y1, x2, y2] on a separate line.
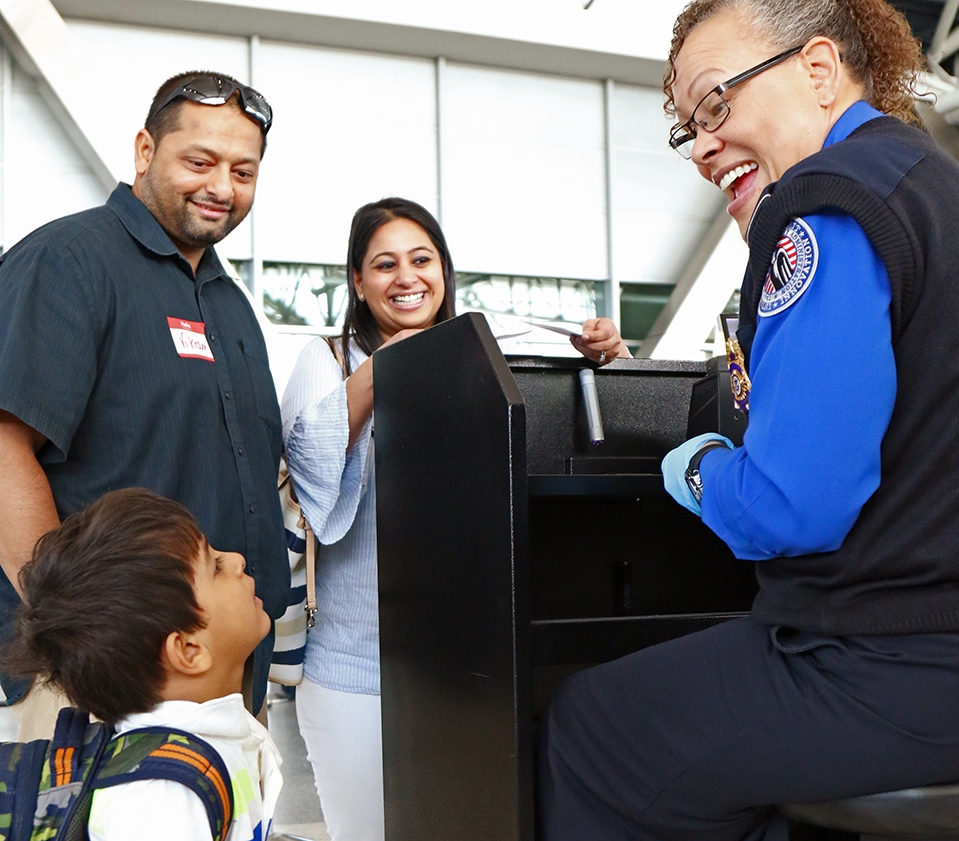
[0, 0, 116, 190]
[50, 0, 671, 87]
[637, 211, 746, 359]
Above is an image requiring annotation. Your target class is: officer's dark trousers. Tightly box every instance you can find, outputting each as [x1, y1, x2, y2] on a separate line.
[536, 616, 959, 841]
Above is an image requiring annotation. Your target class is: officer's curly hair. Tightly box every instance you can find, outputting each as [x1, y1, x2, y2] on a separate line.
[664, 0, 926, 128]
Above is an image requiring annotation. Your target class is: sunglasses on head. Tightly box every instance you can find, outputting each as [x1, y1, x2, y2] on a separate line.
[154, 74, 273, 133]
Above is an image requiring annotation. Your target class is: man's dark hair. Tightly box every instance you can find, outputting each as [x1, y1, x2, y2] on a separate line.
[339, 196, 457, 375]
[144, 70, 268, 157]
[5, 488, 206, 724]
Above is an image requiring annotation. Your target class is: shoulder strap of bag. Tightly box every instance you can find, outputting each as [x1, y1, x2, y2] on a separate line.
[278, 465, 317, 630]
[8, 709, 230, 841]
[1, 707, 96, 841]
[298, 335, 351, 627]
[25, 708, 114, 841]
[1, 736, 47, 841]
[279, 335, 346, 632]
[89, 726, 235, 841]
[324, 336, 347, 379]
[304, 514, 317, 629]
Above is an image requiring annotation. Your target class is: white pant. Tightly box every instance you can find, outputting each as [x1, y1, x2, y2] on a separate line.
[295, 678, 384, 841]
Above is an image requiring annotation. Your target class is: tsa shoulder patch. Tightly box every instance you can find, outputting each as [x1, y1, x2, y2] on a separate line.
[758, 217, 819, 318]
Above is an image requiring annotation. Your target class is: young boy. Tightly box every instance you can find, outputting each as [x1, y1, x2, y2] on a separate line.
[5, 487, 282, 841]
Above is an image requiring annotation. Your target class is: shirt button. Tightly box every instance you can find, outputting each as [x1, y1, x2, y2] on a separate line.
[224, 391, 231, 400]
[238, 446, 244, 456]
[249, 503, 256, 514]
[209, 333, 216, 342]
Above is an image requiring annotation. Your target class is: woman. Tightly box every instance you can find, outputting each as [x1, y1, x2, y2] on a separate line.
[281, 197, 455, 841]
[283, 196, 624, 840]
[537, 2, 959, 840]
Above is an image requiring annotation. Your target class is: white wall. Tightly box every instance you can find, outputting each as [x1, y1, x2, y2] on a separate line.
[442, 63, 607, 280]
[254, 43, 438, 266]
[2, 58, 104, 251]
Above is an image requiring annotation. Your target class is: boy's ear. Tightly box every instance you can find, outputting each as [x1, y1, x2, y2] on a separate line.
[163, 630, 213, 676]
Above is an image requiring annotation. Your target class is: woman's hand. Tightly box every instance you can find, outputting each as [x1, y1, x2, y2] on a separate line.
[379, 328, 425, 350]
[570, 318, 630, 366]
[344, 328, 427, 451]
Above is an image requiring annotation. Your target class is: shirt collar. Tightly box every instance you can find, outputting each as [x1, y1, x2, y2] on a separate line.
[106, 183, 229, 283]
[823, 100, 884, 149]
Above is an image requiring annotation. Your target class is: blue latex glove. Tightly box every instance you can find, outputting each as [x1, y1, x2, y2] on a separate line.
[661, 433, 735, 516]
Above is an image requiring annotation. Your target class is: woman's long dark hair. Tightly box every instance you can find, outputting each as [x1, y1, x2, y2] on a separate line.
[339, 197, 456, 375]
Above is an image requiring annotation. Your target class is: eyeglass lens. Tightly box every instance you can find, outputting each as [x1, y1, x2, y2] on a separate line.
[240, 90, 272, 124]
[184, 76, 229, 102]
[671, 92, 730, 159]
[696, 92, 730, 132]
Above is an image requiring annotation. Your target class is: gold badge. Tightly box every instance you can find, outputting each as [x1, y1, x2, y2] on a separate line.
[726, 335, 751, 413]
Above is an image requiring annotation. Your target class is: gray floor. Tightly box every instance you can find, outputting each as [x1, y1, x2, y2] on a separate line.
[266, 683, 331, 840]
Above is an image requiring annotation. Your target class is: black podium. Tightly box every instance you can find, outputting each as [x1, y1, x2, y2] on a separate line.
[373, 313, 756, 841]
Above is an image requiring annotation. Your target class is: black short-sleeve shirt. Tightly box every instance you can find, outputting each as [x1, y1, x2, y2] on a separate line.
[0, 184, 288, 706]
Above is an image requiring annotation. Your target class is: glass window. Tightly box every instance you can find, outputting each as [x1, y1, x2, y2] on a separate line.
[256, 261, 598, 354]
[261, 262, 349, 329]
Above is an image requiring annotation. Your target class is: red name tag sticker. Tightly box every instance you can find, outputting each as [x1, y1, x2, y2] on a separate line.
[167, 317, 215, 361]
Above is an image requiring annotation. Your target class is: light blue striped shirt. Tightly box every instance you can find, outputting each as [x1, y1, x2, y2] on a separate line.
[281, 338, 379, 695]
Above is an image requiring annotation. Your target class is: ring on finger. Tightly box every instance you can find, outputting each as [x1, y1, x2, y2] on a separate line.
[599, 349, 607, 364]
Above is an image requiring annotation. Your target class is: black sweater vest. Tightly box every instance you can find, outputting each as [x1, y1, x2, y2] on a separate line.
[739, 117, 959, 634]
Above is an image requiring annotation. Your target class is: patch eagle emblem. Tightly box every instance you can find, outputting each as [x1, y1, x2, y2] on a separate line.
[758, 217, 818, 317]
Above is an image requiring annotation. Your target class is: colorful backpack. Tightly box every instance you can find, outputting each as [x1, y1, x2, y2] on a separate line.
[0, 707, 234, 841]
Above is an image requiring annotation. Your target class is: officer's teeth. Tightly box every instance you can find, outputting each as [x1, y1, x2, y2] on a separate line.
[719, 162, 758, 193]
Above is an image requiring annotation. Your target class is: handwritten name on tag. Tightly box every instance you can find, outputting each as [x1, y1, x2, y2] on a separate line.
[167, 317, 215, 361]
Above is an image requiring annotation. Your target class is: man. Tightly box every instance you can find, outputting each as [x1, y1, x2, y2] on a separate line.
[0, 71, 288, 736]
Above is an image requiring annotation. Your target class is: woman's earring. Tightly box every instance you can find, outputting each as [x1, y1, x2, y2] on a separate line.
[357, 292, 365, 302]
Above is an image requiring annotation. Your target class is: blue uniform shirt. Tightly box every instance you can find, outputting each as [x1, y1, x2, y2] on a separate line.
[699, 102, 897, 560]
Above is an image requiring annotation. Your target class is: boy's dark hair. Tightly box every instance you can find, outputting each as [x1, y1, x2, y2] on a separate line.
[145, 70, 269, 157]
[5, 488, 206, 724]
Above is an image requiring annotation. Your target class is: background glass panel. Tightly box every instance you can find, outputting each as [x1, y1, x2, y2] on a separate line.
[442, 63, 607, 280]
[255, 43, 438, 266]
[609, 83, 724, 286]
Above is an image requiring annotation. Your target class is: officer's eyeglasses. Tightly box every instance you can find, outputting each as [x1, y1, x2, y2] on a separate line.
[154, 74, 273, 133]
[668, 45, 804, 160]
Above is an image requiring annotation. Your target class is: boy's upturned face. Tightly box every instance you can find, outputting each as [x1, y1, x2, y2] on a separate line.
[192, 541, 271, 667]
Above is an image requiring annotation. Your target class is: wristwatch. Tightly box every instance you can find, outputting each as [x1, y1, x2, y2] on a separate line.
[684, 440, 730, 503]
